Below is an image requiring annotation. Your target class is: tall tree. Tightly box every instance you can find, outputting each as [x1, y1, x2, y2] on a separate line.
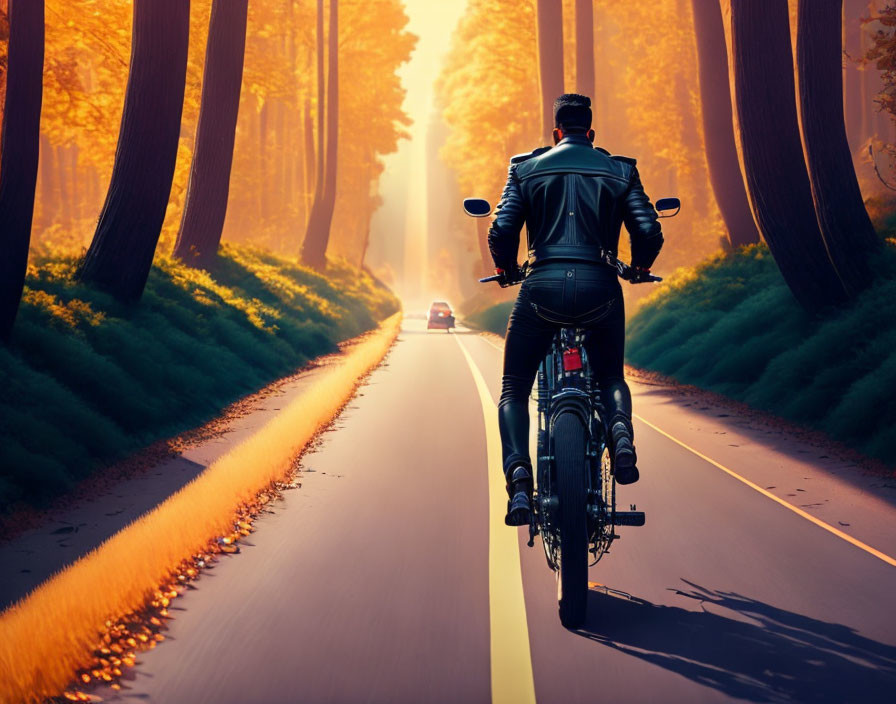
[77, 0, 190, 301]
[690, 0, 759, 248]
[173, 0, 249, 268]
[301, 0, 339, 268]
[843, 0, 865, 153]
[730, 0, 849, 310]
[304, 0, 325, 252]
[536, 0, 564, 143]
[0, 0, 44, 341]
[574, 0, 594, 100]
[797, 0, 877, 297]
[303, 94, 315, 227]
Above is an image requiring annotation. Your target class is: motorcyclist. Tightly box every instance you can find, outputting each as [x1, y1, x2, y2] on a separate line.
[488, 94, 664, 526]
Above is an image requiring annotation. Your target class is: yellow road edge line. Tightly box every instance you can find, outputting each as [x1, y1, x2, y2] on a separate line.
[456, 336, 537, 704]
[0, 314, 403, 704]
[475, 333, 895, 570]
[634, 413, 896, 569]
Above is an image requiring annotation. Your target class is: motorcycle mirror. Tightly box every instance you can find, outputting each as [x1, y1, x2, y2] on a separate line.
[656, 197, 681, 218]
[463, 198, 492, 217]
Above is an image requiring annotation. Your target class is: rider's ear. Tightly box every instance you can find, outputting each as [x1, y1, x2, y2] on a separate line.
[553, 128, 563, 144]
[586, 129, 595, 143]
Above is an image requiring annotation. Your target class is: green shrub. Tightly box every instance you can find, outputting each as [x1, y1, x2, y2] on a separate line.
[627, 243, 896, 466]
[0, 246, 399, 510]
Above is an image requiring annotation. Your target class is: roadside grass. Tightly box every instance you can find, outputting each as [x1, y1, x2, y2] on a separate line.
[627, 242, 896, 466]
[0, 245, 399, 511]
[0, 314, 401, 704]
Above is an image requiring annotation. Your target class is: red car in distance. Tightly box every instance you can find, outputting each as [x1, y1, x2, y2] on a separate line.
[427, 301, 455, 331]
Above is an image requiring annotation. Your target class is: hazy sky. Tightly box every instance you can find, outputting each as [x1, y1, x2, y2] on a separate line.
[368, 0, 468, 305]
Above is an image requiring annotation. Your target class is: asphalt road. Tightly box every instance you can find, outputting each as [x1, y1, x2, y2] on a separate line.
[112, 319, 896, 704]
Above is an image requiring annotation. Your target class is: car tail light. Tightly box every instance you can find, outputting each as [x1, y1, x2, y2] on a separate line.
[563, 347, 583, 371]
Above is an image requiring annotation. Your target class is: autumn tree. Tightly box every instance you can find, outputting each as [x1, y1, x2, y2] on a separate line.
[302, 0, 339, 268]
[327, 0, 414, 265]
[730, 0, 848, 310]
[575, 0, 593, 99]
[0, 0, 44, 341]
[536, 0, 564, 142]
[797, 0, 877, 297]
[77, 0, 190, 301]
[437, 0, 540, 276]
[690, 0, 758, 248]
[604, 3, 723, 271]
[174, 0, 249, 268]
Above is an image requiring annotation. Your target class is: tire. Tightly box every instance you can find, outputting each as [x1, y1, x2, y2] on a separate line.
[554, 411, 589, 628]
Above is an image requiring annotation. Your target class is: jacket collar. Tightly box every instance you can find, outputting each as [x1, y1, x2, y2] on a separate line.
[556, 134, 593, 148]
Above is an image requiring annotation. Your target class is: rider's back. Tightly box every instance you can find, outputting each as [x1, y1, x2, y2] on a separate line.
[489, 135, 663, 272]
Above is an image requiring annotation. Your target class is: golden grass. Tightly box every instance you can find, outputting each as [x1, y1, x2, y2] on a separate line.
[0, 312, 402, 704]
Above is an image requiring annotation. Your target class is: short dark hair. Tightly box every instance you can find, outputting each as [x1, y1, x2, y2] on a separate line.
[553, 93, 592, 133]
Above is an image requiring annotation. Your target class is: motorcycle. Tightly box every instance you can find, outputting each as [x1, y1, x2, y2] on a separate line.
[463, 194, 680, 627]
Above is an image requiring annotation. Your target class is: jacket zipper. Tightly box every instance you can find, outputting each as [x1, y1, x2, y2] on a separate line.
[566, 174, 577, 244]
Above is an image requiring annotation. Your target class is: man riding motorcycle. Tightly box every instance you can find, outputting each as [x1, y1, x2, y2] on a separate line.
[488, 94, 664, 526]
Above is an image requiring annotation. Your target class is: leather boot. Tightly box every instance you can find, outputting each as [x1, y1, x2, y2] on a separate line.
[504, 465, 533, 526]
[610, 416, 639, 485]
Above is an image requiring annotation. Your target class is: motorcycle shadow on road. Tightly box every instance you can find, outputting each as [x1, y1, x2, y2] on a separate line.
[576, 579, 896, 703]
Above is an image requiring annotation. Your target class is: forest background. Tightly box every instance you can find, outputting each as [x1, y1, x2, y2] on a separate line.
[0, 0, 893, 305]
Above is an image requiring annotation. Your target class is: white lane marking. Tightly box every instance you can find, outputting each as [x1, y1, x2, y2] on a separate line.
[475, 332, 896, 569]
[456, 335, 537, 704]
[634, 413, 896, 569]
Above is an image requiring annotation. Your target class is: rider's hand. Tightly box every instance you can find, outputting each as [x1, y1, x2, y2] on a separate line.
[495, 264, 522, 287]
[627, 266, 654, 284]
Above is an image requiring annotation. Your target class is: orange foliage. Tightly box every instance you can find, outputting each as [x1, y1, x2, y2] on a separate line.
[25, 0, 414, 269]
[436, 0, 726, 279]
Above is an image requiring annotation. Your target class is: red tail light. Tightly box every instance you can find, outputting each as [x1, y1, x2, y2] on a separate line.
[562, 347, 583, 371]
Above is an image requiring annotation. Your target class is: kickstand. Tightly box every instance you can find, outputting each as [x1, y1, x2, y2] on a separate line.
[527, 520, 536, 548]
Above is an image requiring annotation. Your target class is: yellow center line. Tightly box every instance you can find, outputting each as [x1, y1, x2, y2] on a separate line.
[456, 335, 537, 704]
[474, 331, 896, 570]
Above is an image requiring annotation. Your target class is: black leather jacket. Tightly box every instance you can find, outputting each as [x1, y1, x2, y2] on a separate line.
[488, 135, 663, 271]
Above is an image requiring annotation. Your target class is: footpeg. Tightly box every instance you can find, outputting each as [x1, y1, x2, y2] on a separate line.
[613, 511, 645, 527]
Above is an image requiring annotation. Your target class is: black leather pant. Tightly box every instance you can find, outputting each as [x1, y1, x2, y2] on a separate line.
[499, 262, 632, 474]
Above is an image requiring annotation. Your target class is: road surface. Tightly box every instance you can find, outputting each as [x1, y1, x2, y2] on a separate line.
[109, 319, 896, 703]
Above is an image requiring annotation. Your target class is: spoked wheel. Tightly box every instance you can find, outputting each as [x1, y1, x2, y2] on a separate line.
[553, 411, 589, 628]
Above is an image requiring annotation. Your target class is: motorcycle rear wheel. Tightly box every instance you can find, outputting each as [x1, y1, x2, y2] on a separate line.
[554, 411, 589, 628]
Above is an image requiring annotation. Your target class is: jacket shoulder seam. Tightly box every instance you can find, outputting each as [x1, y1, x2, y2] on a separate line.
[510, 146, 551, 164]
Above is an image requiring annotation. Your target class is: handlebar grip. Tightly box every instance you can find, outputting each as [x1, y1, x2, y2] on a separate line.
[479, 275, 502, 283]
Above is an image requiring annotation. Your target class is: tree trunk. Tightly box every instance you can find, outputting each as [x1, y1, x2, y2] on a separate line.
[173, 0, 248, 269]
[56, 145, 70, 229]
[536, 0, 564, 143]
[301, 0, 338, 269]
[843, 0, 864, 152]
[730, 0, 848, 310]
[77, 0, 190, 301]
[475, 216, 492, 277]
[35, 132, 53, 233]
[797, 0, 877, 297]
[574, 0, 593, 99]
[258, 99, 269, 223]
[303, 94, 315, 228]
[301, 0, 325, 257]
[0, 0, 44, 342]
[690, 0, 759, 247]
